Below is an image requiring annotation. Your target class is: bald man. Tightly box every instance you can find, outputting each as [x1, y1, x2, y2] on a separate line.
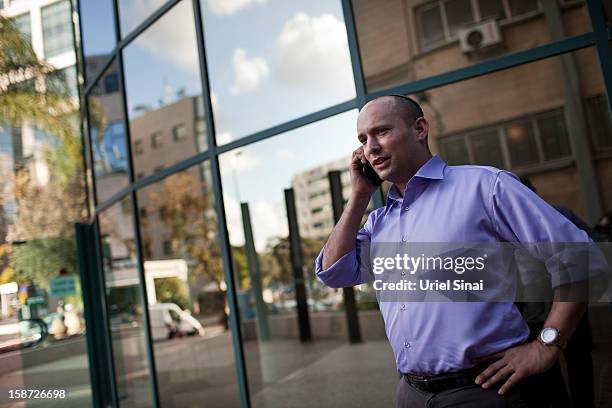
[315, 95, 589, 407]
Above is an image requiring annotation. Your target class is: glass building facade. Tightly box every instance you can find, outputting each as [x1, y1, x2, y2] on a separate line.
[11, 0, 609, 406]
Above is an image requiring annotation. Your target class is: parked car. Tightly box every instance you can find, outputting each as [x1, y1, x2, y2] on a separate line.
[149, 303, 204, 341]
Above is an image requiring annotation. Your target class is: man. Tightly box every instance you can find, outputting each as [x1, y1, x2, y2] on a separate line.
[315, 95, 589, 407]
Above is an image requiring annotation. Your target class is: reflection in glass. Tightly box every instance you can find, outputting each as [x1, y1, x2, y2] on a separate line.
[118, 0, 167, 38]
[202, 0, 355, 144]
[80, 0, 116, 74]
[123, 0, 207, 179]
[412, 47, 608, 219]
[219, 110, 396, 406]
[12, 12, 32, 42]
[136, 163, 241, 407]
[353, 0, 593, 92]
[99, 198, 154, 407]
[41, 0, 74, 58]
[87, 60, 129, 203]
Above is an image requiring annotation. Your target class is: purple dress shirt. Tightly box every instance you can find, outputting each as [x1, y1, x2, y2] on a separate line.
[315, 155, 591, 375]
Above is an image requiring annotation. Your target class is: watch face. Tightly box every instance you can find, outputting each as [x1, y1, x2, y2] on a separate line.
[541, 328, 558, 343]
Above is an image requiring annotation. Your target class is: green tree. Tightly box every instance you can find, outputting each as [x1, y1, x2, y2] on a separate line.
[0, 16, 86, 286]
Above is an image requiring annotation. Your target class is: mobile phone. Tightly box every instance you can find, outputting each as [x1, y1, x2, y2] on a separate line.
[362, 162, 383, 186]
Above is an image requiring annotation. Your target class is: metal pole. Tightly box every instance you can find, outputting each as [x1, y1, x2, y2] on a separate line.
[328, 171, 362, 343]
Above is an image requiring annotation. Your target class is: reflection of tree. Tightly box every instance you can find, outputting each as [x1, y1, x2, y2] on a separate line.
[261, 236, 325, 287]
[147, 172, 224, 286]
[154, 277, 189, 310]
[1, 16, 86, 286]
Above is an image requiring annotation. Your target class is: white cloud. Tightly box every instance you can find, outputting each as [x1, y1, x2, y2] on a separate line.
[230, 48, 269, 94]
[207, 0, 266, 15]
[216, 132, 233, 145]
[123, 1, 199, 72]
[275, 149, 295, 161]
[225, 198, 287, 252]
[219, 148, 263, 174]
[274, 12, 354, 91]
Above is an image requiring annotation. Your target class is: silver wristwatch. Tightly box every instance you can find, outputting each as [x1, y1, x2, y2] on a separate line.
[538, 327, 567, 349]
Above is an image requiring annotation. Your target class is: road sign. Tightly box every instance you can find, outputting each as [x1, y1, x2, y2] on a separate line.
[50, 276, 76, 297]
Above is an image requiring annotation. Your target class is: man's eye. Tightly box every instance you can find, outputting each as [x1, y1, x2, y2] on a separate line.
[359, 138, 366, 145]
[377, 128, 389, 135]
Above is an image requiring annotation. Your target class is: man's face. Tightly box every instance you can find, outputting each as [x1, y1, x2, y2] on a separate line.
[356, 98, 424, 184]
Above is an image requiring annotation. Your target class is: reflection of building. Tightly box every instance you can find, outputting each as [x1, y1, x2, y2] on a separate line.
[354, 0, 612, 222]
[292, 157, 351, 239]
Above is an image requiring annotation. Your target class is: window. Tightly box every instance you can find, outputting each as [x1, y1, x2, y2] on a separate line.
[311, 207, 323, 215]
[585, 95, 612, 151]
[42, 1, 74, 58]
[415, 0, 541, 50]
[12, 13, 32, 42]
[104, 73, 119, 94]
[46, 66, 78, 98]
[134, 140, 143, 155]
[151, 131, 163, 149]
[162, 240, 172, 255]
[439, 109, 571, 170]
[139, 208, 147, 219]
[172, 124, 187, 142]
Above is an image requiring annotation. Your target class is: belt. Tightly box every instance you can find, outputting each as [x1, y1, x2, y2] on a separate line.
[400, 364, 486, 394]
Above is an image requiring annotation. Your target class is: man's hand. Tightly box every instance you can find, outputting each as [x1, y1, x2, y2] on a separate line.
[473, 341, 560, 395]
[350, 147, 379, 197]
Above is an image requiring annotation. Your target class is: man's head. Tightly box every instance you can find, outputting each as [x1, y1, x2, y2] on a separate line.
[357, 95, 431, 190]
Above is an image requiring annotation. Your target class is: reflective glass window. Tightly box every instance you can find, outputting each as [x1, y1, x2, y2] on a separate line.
[219, 110, 397, 406]
[136, 162, 241, 407]
[42, 0, 74, 58]
[353, 0, 594, 92]
[505, 120, 539, 167]
[87, 59, 130, 203]
[470, 129, 504, 168]
[538, 110, 571, 161]
[201, 0, 355, 144]
[118, 0, 166, 38]
[12, 12, 31, 42]
[80, 0, 116, 80]
[123, 0, 206, 179]
[46, 65, 78, 98]
[99, 198, 154, 407]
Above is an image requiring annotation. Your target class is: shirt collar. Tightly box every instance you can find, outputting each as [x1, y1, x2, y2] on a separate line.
[384, 155, 447, 214]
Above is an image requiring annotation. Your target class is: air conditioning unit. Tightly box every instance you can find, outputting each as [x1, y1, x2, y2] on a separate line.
[459, 19, 502, 53]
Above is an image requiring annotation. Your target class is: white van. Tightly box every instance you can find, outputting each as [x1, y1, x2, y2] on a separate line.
[149, 303, 205, 341]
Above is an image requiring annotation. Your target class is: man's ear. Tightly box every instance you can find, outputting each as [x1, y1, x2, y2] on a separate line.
[413, 117, 429, 142]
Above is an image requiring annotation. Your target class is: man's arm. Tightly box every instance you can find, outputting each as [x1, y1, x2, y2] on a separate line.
[317, 146, 378, 283]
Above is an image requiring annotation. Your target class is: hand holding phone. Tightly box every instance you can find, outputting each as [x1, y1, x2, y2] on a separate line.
[362, 162, 383, 186]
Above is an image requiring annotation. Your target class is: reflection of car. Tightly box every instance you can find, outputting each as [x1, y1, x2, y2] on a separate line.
[0, 319, 48, 354]
[149, 303, 205, 341]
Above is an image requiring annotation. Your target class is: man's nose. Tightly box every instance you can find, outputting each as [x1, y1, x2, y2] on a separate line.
[365, 137, 381, 155]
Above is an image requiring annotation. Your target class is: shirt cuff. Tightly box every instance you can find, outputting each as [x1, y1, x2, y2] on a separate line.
[315, 247, 360, 288]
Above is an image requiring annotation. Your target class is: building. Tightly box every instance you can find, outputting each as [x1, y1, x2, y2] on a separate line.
[2, 0, 611, 407]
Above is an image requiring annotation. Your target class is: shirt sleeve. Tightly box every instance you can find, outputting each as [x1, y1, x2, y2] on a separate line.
[314, 210, 379, 289]
[490, 171, 607, 288]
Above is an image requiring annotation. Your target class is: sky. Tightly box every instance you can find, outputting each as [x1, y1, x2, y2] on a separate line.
[80, 0, 364, 250]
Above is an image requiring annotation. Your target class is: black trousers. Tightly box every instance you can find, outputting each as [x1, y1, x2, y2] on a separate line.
[396, 364, 569, 408]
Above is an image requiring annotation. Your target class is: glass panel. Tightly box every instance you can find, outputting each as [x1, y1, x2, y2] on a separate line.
[136, 162, 241, 407]
[438, 135, 469, 165]
[99, 198, 154, 407]
[538, 110, 571, 160]
[201, 0, 355, 144]
[353, 0, 593, 92]
[585, 95, 612, 151]
[505, 120, 539, 167]
[80, 0, 116, 79]
[123, 0, 206, 179]
[118, 0, 166, 39]
[479, 0, 506, 21]
[87, 59, 130, 203]
[406, 47, 608, 219]
[0, 55, 92, 404]
[444, 0, 474, 37]
[42, 0, 74, 58]
[12, 12, 32, 42]
[417, 4, 445, 49]
[509, 0, 539, 17]
[219, 110, 397, 406]
[470, 128, 505, 168]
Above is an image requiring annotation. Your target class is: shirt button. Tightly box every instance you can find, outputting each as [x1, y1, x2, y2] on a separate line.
[402, 236, 407, 242]
[404, 206, 410, 211]
[400, 304, 406, 310]
[404, 341, 411, 349]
